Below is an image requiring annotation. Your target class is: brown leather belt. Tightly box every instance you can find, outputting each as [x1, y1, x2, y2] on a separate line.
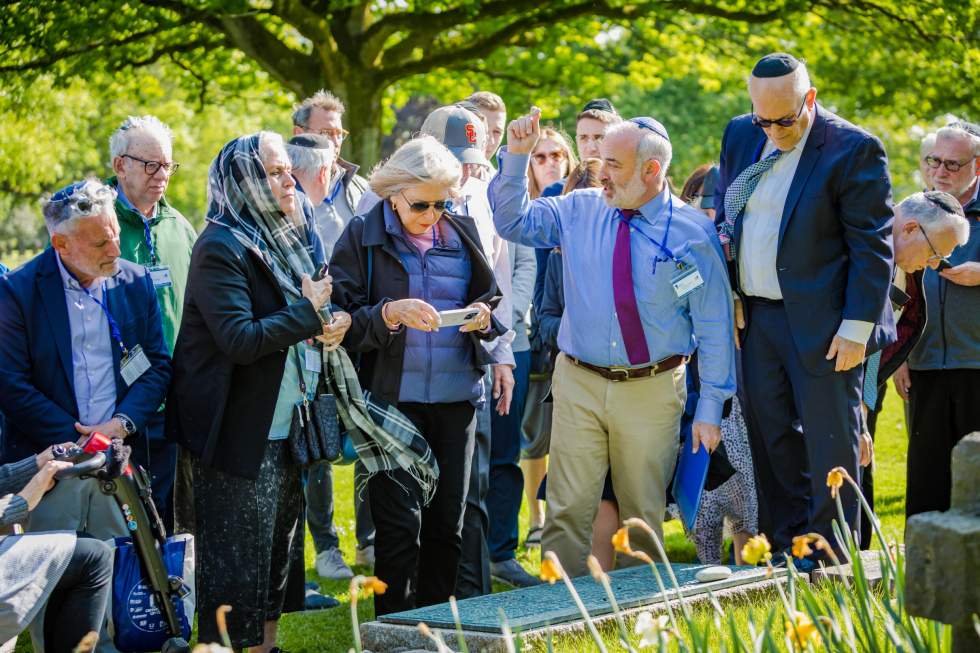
[567, 354, 687, 382]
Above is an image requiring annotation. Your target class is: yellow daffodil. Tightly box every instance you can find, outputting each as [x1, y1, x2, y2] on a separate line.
[634, 610, 672, 648]
[827, 467, 846, 498]
[540, 558, 562, 584]
[363, 576, 387, 596]
[785, 610, 821, 650]
[792, 535, 815, 559]
[612, 527, 632, 554]
[741, 534, 772, 566]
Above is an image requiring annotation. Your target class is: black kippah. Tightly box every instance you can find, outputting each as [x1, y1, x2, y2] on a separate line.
[287, 134, 332, 149]
[752, 52, 801, 78]
[582, 98, 616, 114]
[923, 190, 966, 217]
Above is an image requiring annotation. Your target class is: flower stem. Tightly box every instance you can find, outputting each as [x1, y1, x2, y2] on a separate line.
[544, 551, 609, 653]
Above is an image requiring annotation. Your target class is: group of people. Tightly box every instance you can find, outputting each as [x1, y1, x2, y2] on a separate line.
[0, 50, 977, 652]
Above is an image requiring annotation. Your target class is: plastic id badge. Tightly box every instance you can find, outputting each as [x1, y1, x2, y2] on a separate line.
[148, 265, 173, 289]
[120, 344, 151, 386]
[305, 347, 323, 374]
[671, 263, 704, 299]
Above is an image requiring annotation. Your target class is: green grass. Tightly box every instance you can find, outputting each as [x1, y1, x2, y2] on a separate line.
[270, 382, 911, 651]
[14, 382, 910, 651]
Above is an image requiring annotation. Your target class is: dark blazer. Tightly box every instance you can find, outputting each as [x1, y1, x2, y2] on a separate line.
[715, 104, 896, 375]
[165, 223, 323, 479]
[0, 248, 171, 463]
[329, 200, 505, 405]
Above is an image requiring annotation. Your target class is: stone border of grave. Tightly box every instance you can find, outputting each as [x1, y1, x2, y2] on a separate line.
[361, 570, 794, 653]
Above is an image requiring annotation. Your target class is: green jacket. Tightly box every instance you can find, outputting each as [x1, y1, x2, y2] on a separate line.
[109, 176, 198, 353]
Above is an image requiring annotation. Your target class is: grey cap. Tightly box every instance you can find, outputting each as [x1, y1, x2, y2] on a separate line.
[420, 105, 491, 168]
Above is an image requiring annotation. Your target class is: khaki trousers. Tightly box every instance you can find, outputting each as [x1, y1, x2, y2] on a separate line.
[542, 353, 685, 577]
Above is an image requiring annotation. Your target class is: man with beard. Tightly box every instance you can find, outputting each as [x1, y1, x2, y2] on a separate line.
[490, 109, 735, 576]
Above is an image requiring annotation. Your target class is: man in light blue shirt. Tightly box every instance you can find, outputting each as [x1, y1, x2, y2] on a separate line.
[491, 108, 735, 575]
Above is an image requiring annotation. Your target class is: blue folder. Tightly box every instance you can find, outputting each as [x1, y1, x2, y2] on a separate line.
[672, 430, 711, 531]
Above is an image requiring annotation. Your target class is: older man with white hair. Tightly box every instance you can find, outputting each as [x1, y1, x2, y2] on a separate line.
[901, 122, 980, 518]
[0, 179, 171, 536]
[491, 108, 735, 576]
[108, 115, 196, 534]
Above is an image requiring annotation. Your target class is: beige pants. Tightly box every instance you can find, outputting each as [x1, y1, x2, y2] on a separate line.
[542, 353, 685, 577]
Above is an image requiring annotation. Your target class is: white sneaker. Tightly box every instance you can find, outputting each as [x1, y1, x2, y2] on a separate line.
[355, 545, 375, 568]
[315, 547, 353, 579]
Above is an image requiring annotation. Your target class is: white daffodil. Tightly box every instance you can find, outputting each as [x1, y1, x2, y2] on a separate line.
[634, 610, 672, 648]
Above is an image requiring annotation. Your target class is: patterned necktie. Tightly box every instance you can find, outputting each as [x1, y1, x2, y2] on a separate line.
[612, 209, 651, 366]
[719, 149, 785, 260]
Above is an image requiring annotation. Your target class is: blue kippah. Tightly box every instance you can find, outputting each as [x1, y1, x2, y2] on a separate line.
[50, 181, 86, 204]
[629, 117, 670, 142]
[752, 52, 802, 78]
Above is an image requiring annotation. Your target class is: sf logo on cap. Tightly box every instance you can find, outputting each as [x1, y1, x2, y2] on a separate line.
[465, 123, 477, 144]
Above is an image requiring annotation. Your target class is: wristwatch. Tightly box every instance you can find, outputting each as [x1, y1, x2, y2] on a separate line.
[112, 413, 137, 437]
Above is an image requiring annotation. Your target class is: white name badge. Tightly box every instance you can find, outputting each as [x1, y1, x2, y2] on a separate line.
[120, 344, 151, 386]
[148, 265, 173, 289]
[672, 264, 705, 299]
[305, 348, 323, 374]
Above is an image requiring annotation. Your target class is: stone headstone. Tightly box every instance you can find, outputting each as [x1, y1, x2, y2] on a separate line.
[361, 563, 790, 652]
[810, 548, 905, 587]
[906, 432, 980, 653]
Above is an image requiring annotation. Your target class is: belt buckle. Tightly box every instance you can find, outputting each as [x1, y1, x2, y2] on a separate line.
[608, 366, 630, 382]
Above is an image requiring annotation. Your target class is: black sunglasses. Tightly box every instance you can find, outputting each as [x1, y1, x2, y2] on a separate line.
[752, 96, 807, 129]
[400, 191, 450, 213]
[122, 153, 180, 176]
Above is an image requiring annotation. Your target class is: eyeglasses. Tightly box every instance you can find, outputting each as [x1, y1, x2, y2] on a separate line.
[49, 180, 117, 219]
[122, 154, 179, 176]
[752, 96, 807, 129]
[919, 223, 951, 267]
[923, 155, 975, 173]
[313, 128, 349, 141]
[532, 151, 567, 165]
[400, 191, 450, 214]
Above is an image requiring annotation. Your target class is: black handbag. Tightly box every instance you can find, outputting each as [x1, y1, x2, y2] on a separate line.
[311, 392, 343, 462]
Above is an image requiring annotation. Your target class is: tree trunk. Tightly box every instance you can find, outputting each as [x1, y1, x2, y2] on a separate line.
[341, 76, 384, 171]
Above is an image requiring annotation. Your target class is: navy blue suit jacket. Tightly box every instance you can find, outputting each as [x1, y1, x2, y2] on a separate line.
[714, 104, 896, 375]
[0, 248, 172, 463]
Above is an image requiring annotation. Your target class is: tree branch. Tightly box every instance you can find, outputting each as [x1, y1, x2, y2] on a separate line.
[0, 19, 202, 73]
[216, 15, 322, 94]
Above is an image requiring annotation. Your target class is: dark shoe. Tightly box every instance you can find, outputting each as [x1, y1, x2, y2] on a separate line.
[304, 583, 340, 610]
[524, 526, 543, 548]
[491, 558, 543, 588]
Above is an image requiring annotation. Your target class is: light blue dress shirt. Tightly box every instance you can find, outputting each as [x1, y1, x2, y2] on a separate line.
[490, 149, 736, 425]
[56, 254, 117, 425]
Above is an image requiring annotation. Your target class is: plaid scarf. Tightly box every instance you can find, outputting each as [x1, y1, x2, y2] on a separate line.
[326, 349, 439, 505]
[205, 135, 439, 502]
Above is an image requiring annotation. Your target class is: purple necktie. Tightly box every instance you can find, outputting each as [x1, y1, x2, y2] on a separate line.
[613, 209, 651, 366]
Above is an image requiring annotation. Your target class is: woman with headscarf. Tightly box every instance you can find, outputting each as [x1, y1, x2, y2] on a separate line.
[167, 131, 350, 651]
[329, 135, 506, 615]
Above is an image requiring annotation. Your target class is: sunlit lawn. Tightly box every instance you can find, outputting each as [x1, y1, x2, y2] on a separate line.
[14, 383, 909, 652]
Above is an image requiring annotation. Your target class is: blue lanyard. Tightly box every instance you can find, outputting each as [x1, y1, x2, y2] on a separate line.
[323, 177, 344, 206]
[65, 271, 129, 357]
[141, 219, 159, 266]
[618, 199, 676, 265]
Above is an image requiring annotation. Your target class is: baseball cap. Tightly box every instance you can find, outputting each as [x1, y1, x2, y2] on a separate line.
[421, 105, 491, 168]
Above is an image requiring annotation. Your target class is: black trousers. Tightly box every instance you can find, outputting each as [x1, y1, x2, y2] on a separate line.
[741, 300, 862, 555]
[907, 368, 980, 517]
[370, 401, 476, 616]
[43, 535, 113, 653]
